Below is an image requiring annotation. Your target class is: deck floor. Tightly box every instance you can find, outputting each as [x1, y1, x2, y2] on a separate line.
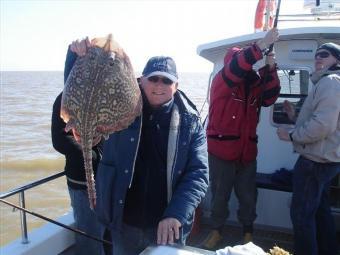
[187, 222, 294, 254]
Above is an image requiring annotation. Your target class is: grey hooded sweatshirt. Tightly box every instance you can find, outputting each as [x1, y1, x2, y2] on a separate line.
[291, 64, 340, 163]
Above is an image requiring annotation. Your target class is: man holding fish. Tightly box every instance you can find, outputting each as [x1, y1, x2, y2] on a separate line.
[60, 35, 209, 255]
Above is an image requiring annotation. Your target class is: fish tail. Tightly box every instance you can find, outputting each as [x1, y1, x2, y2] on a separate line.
[82, 138, 96, 210]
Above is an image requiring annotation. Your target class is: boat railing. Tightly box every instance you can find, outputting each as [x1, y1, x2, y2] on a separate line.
[0, 171, 65, 244]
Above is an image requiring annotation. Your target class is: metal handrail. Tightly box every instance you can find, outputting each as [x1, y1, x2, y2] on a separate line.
[0, 171, 65, 199]
[0, 171, 65, 243]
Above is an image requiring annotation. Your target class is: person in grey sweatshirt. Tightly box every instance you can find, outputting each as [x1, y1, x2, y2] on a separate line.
[277, 42, 340, 255]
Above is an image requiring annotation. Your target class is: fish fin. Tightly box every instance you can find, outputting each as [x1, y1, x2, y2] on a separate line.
[91, 34, 121, 53]
[103, 34, 113, 52]
[64, 119, 75, 132]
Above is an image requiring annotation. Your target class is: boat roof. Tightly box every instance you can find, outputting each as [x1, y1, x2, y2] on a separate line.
[197, 26, 340, 63]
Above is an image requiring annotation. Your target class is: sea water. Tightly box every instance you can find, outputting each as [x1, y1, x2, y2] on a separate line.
[0, 71, 210, 246]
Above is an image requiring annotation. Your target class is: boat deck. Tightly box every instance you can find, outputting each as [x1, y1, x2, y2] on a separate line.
[187, 222, 294, 253]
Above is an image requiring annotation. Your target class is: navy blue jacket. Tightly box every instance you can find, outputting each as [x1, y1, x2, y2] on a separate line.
[95, 90, 209, 241]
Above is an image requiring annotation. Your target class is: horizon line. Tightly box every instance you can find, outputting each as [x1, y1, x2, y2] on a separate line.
[0, 70, 211, 74]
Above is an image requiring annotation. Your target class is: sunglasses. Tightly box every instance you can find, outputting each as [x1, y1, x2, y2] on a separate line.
[314, 51, 330, 59]
[147, 76, 174, 85]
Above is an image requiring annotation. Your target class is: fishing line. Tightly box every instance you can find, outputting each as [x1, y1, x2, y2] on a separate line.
[0, 198, 112, 246]
[198, 71, 214, 121]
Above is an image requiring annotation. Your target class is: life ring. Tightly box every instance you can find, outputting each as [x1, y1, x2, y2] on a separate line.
[254, 0, 276, 31]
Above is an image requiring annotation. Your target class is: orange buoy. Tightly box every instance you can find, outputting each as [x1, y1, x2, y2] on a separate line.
[254, 0, 276, 31]
[254, 0, 266, 31]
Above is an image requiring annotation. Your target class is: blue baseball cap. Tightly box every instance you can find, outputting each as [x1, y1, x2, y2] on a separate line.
[142, 56, 178, 82]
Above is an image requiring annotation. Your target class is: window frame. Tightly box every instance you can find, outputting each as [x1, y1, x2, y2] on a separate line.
[269, 66, 312, 128]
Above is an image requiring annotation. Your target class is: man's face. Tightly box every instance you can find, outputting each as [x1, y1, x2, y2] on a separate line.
[314, 50, 338, 71]
[140, 76, 178, 107]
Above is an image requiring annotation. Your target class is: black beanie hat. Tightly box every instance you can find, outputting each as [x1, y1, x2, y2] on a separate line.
[317, 42, 340, 61]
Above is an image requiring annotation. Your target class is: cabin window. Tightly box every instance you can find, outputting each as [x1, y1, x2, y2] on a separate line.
[270, 69, 309, 126]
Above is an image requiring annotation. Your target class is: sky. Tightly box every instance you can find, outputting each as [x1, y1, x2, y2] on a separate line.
[0, 0, 337, 72]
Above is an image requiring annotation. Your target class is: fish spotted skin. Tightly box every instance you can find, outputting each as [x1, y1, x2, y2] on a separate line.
[60, 35, 142, 209]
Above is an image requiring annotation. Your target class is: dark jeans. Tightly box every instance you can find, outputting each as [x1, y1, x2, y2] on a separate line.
[112, 223, 185, 255]
[291, 156, 340, 255]
[112, 224, 157, 255]
[68, 187, 106, 255]
[208, 153, 257, 231]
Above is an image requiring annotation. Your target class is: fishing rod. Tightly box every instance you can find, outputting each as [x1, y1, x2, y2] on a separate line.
[0, 198, 112, 246]
[257, 0, 282, 121]
[266, 0, 282, 55]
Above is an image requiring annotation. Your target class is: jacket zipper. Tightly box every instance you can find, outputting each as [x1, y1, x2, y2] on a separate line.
[128, 113, 143, 188]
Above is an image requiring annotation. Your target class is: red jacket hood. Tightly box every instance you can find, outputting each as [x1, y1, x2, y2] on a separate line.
[224, 47, 241, 65]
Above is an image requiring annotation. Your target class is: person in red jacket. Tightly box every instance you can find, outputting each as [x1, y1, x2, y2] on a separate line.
[202, 28, 281, 249]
